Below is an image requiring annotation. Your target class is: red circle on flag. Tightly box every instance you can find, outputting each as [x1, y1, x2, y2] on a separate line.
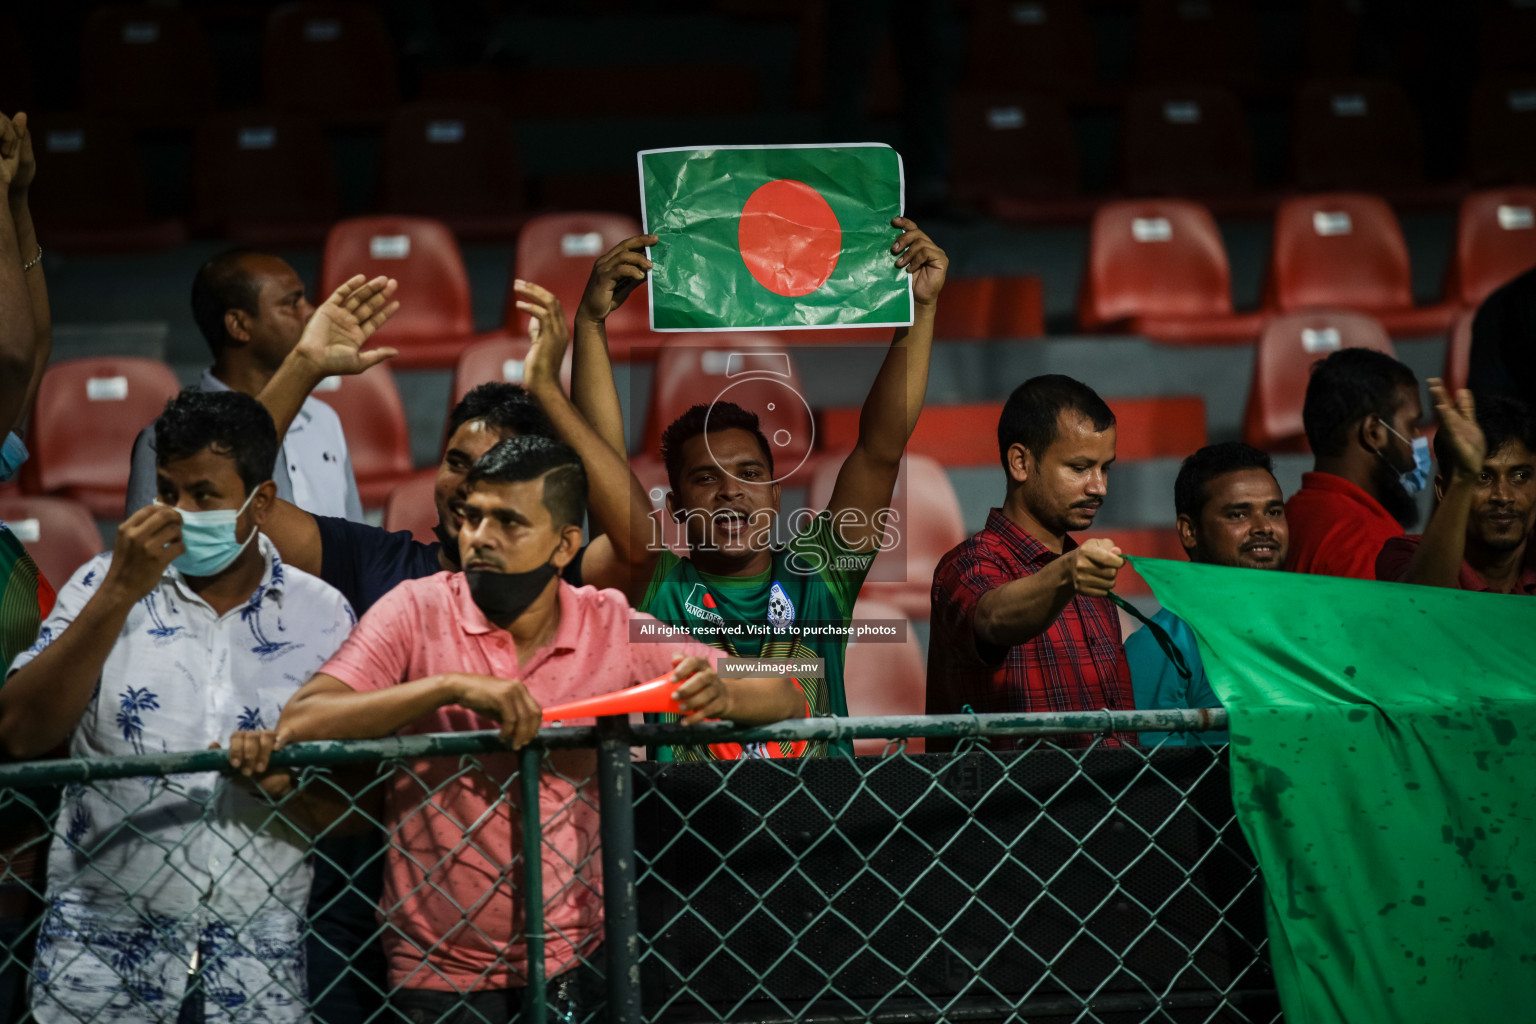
[737, 179, 842, 297]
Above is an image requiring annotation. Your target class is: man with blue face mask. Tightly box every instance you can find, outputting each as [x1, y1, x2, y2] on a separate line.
[0, 389, 357, 1024]
[1286, 347, 1426, 580]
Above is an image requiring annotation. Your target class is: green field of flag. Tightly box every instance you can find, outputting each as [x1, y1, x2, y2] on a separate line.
[1132, 557, 1536, 1023]
[638, 144, 913, 332]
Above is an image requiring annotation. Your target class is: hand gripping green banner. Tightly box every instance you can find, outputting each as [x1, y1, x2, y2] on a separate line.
[1130, 557, 1536, 1024]
[638, 144, 913, 331]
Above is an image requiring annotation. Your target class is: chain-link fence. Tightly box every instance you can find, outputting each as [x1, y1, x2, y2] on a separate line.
[0, 711, 1277, 1024]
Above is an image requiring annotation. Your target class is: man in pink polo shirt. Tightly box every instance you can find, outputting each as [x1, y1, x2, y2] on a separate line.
[271, 435, 804, 1022]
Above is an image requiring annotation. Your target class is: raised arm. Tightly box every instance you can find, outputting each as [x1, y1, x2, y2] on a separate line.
[823, 218, 947, 551]
[7, 114, 48, 434]
[0, 506, 185, 759]
[1402, 380, 1483, 588]
[519, 280, 659, 597]
[255, 274, 400, 438]
[571, 235, 655, 456]
[972, 538, 1124, 649]
[0, 113, 36, 434]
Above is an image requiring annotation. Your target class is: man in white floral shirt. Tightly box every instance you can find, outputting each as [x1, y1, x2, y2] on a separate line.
[0, 387, 357, 1023]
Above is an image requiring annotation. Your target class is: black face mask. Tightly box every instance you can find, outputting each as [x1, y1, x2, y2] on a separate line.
[465, 548, 560, 628]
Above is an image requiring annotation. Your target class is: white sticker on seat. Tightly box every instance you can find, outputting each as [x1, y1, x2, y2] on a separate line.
[1509, 89, 1536, 113]
[1313, 211, 1353, 236]
[1010, 3, 1046, 24]
[701, 351, 734, 374]
[303, 19, 341, 41]
[123, 22, 159, 44]
[1131, 217, 1173, 242]
[238, 126, 277, 150]
[86, 376, 129, 401]
[46, 130, 84, 153]
[1163, 101, 1202, 124]
[501, 359, 526, 382]
[370, 235, 411, 259]
[11, 519, 39, 543]
[1302, 327, 1342, 352]
[1497, 205, 1534, 230]
[987, 106, 1025, 130]
[1331, 94, 1368, 116]
[426, 120, 465, 144]
[560, 232, 604, 257]
[314, 376, 342, 392]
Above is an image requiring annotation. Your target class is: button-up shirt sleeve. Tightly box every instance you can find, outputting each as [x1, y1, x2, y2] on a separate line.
[931, 541, 1015, 669]
[318, 583, 420, 692]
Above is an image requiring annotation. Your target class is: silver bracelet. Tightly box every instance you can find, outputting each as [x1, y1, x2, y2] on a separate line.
[21, 244, 40, 272]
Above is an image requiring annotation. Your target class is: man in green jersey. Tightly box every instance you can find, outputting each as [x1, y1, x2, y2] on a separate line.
[573, 220, 947, 760]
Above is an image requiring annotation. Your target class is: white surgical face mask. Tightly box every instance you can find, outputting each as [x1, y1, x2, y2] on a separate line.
[1380, 422, 1433, 495]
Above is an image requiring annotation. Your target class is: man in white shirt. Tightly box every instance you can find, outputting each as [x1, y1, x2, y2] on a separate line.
[0, 388, 357, 1023]
[126, 249, 365, 521]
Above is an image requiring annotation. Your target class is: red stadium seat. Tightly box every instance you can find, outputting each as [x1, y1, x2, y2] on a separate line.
[1442, 310, 1474, 396]
[807, 454, 964, 622]
[817, 396, 1205, 466]
[1290, 78, 1424, 193]
[1079, 199, 1266, 342]
[380, 471, 439, 546]
[191, 109, 337, 245]
[319, 216, 477, 369]
[261, 2, 398, 125]
[1265, 193, 1458, 335]
[844, 597, 926, 754]
[21, 357, 182, 518]
[932, 276, 1046, 340]
[27, 114, 185, 252]
[1242, 310, 1396, 452]
[1120, 87, 1258, 208]
[948, 91, 1092, 222]
[637, 337, 813, 480]
[79, 5, 215, 129]
[380, 102, 525, 241]
[450, 336, 571, 406]
[0, 496, 104, 592]
[1133, 0, 1264, 93]
[1468, 75, 1536, 186]
[961, 0, 1096, 100]
[507, 213, 651, 358]
[1445, 189, 1536, 308]
[991, 276, 1046, 338]
[1111, 528, 1191, 597]
[309, 366, 415, 509]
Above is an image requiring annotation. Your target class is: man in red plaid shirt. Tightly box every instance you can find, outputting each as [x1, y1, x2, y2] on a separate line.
[927, 375, 1136, 749]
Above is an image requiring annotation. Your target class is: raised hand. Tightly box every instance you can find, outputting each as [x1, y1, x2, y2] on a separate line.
[4, 112, 32, 196]
[515, 279, 570, 394]
[577, 235, 656, 324]
[102, 504, 186, 603]
[1428, 377, 1485, 481]
[0, 113, 20, 191]
[891, 217, 948, 307]
[1064, 537, 1125, 598]
[293, 274, 400, 378]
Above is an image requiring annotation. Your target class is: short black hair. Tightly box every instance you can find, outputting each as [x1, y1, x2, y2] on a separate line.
[1432, 393, 1536, 472]
[190, 249, 264, 358]
[1174, 442, 1276, 519]
[467, 435, 588, 529]
[1302, 348, 1419, 456]
[154, 389, 278, 496]
[659, 401, 775, 495]
[997, 374, 1116, 468]
[447, 382, 555, 442]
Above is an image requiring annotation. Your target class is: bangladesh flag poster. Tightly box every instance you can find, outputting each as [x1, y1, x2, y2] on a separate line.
[637, 144, 913, 332]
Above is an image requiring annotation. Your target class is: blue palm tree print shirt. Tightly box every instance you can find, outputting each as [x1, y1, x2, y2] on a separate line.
[9, 535, 356, 1024]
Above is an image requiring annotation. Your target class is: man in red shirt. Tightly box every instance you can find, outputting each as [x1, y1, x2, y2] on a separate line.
[269, 435, 803, 1021]
[1376, 382, 1536, 594]
[1286, 348, 1427, 579]
[927, 375, 1134, 749]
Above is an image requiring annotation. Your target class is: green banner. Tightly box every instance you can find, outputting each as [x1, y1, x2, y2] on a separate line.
[638, 144, 912, 331]
[1131, 557, 1536, 1023]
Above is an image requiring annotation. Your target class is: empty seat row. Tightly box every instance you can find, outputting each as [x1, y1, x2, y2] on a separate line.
[952, 76, 1536, 221]
[1079, 189, 1536, 341]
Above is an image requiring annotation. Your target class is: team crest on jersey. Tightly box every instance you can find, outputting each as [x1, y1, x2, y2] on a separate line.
[684, 583, 725, 625]
[767, 582, 795, 631]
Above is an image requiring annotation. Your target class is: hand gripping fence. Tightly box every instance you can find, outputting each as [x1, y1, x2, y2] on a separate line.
[0, 710, 1281, 1024]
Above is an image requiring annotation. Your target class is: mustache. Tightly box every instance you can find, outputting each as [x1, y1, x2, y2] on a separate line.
[1070, 499, 1103, 510]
